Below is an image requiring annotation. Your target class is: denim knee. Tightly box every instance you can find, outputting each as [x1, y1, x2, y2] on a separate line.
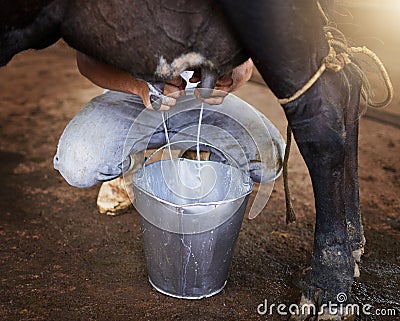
[54, 141, 103, 188]
[53, 128, 131, 188]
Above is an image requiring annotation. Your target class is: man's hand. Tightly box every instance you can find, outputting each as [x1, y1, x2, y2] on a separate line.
[190, 58, 253, 105]
[152, 58, 253, 109]
[158, 77, 187, 110]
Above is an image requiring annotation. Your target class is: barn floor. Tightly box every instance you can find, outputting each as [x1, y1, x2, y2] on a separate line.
[0, 39, 399, 321]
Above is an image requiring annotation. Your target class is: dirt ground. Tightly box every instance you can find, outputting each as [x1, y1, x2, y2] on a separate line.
[0, 13, 399, 321]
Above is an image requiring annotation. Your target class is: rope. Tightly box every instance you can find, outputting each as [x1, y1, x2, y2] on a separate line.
[283, 126, 296, 224]
[277, 41, 393, 106]
[329, 42, 394, 108]
[277, 64, 327, 105]
[278, 1, 394, 224]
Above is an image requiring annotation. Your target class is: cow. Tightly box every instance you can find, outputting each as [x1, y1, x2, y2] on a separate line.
[1, 1, 385, 319]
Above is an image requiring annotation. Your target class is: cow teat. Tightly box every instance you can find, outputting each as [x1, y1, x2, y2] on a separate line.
[199, 68, 219, 99]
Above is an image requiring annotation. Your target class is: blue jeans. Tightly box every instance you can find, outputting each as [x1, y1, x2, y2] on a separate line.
[54, 90, 284, 187]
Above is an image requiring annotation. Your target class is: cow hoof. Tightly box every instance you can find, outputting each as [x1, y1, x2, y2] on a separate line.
[352, 244, 364, 262]
[288, 295, 355, 321]
[97, 176, 132, 215]
[288, 295, 316, 320]
[353, 262, 360, 278]
[352, 245, 365, 278]
[318, 307, 355, 321]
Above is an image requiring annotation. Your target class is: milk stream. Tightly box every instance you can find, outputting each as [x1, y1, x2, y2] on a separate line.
[161, 103, 204, 191]
[161, 111, 174, 162]
[195, 103, 204, 187]
[161, 103, 205, 295]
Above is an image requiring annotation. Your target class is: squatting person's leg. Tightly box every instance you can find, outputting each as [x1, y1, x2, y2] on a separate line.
[54, 90, 165, 188]
[54, 90, 284, 215]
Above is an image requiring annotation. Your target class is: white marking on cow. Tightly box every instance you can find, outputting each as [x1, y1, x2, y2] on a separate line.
[155, 53, 214, 78]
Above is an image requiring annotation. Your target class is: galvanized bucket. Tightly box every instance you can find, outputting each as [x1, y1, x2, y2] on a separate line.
[133, 141, 253, 299]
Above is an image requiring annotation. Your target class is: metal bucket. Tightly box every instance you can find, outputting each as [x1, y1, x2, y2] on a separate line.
[133, 141, 253, 299]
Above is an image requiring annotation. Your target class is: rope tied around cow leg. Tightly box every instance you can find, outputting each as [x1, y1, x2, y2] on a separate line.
[277, 1, 394, 224]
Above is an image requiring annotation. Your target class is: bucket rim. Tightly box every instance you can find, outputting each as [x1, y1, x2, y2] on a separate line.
[133, 158, 253, 209]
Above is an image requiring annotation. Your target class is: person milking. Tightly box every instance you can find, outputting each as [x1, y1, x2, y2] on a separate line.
[54, 52, 278, 214]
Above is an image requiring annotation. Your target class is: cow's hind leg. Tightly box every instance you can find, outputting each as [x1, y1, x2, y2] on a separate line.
[299, 67, 363, 320]
[217, 1, 361, 319]
[287, 79, 357, 320]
